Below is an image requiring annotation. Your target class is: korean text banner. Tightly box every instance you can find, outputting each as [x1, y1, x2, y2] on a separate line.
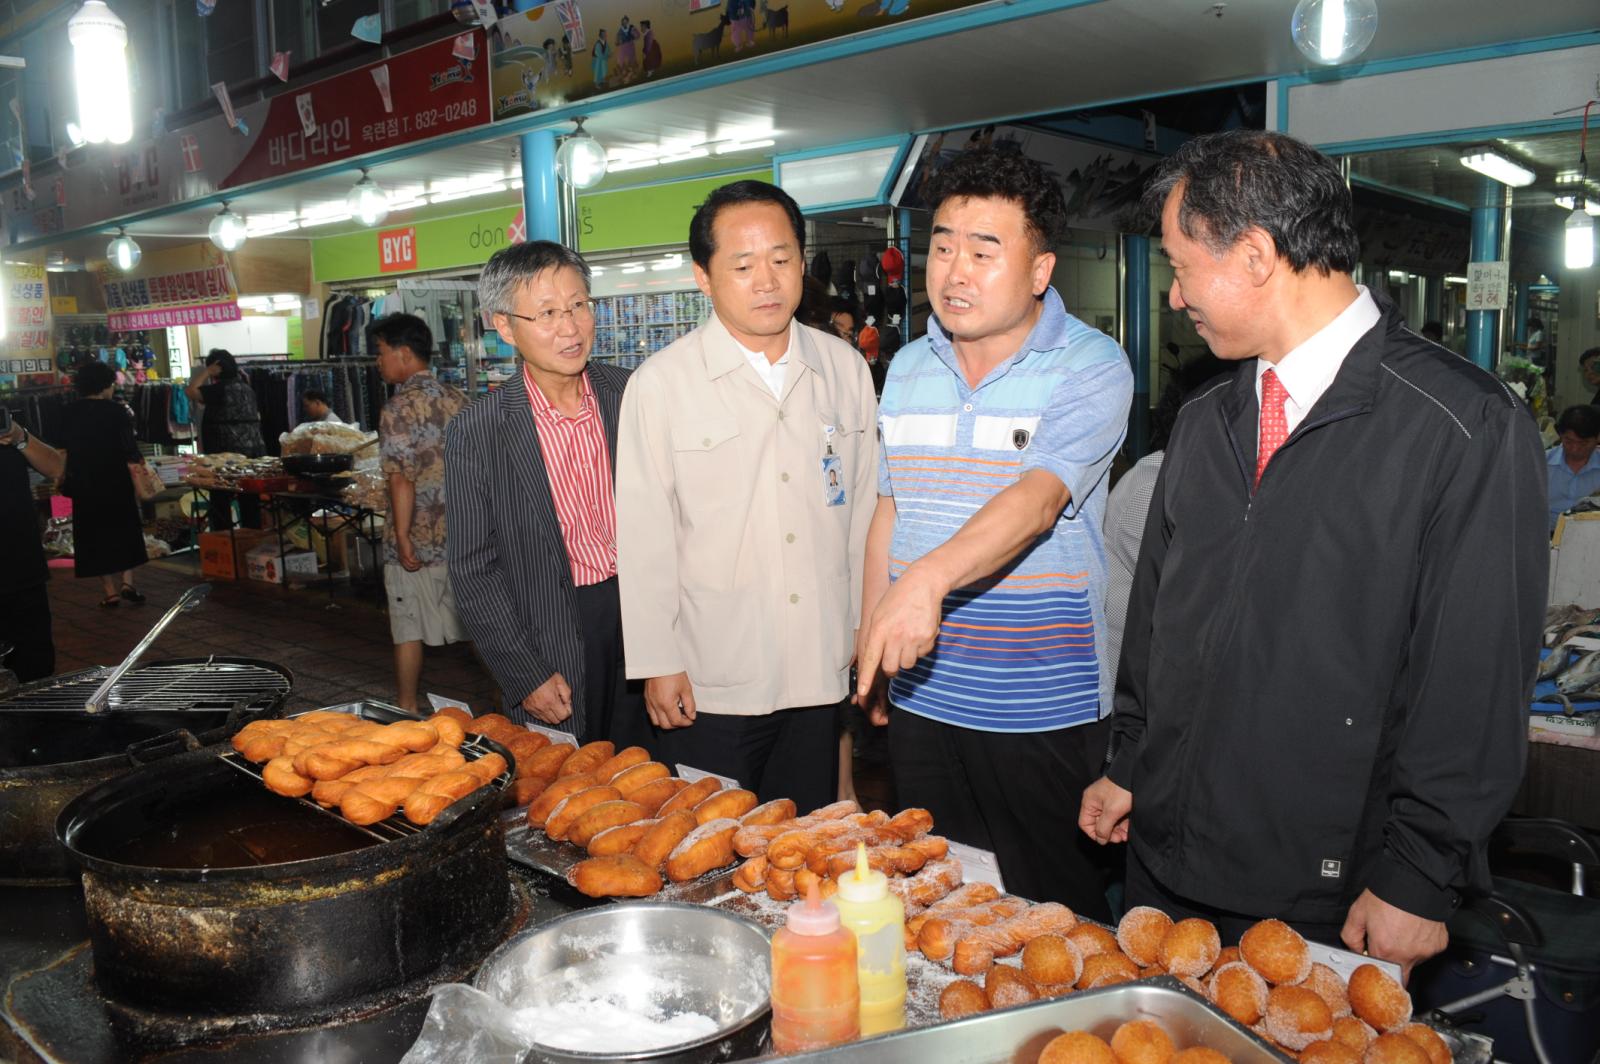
[102, 264, 242, 331]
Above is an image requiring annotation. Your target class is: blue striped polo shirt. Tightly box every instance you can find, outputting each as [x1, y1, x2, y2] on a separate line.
[878, 288, 1132, 732]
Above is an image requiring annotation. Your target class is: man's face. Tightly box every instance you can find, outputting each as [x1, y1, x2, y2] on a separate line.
[925, 195, 1053, 347]
[1583, 357, 1600, 389]
[693, 201, 802, 348]
[1560, 429, 1599, 466]
[302, 398, 327, 419]
[1161, 185, 1265, 361]
[493, 265, 593, 381]
[374, 338, 414, 384]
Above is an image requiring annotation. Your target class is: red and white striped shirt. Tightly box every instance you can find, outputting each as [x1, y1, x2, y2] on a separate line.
[526, 367, 616, 586]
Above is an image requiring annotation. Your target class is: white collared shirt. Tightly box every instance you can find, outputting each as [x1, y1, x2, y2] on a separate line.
[738, 337, 790, 399]
[1255, 285, 1380, 438]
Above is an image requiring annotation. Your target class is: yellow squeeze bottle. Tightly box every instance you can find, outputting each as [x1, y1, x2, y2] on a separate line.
[832, 841, 907, 1035]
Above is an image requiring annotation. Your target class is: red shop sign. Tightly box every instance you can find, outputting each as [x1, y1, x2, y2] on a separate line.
[379, 227, 418, 273]
[220, 31, 490, 190]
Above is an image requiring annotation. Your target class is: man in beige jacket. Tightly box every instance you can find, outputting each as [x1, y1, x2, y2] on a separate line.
[616, 180, 877, 810]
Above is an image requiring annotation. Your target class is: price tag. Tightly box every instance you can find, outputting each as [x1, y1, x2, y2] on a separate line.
[524, 722, 577, 744]
[946, 840, 1005, 892]
[676, 763, 742, 789]
[1305, 941, 1401, 983]
[425, 693, 471, 715]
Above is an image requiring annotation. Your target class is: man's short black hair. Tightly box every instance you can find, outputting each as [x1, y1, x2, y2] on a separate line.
[302, 389, 328, 406]
[689, 180, 806, 269]
[1556, 404, 1600, 439]
[1579, 347, 1600, 368]
[924, 146, 1067, 257]
[1140, 130, 1359, 275]
[75, 359, 116, 396]
[368, 313, 434, 363]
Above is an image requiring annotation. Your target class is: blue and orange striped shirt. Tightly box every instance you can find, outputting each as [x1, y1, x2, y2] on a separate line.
[877, 288, 1132, 732]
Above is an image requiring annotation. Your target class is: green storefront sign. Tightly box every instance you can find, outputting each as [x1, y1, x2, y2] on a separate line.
[310, 170, 765, 283]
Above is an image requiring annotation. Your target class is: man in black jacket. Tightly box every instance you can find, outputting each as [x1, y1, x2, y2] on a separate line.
[1078, 131, 1547, 980]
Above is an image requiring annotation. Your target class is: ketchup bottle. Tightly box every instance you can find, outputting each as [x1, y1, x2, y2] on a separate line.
[769, 880, 860, 1053]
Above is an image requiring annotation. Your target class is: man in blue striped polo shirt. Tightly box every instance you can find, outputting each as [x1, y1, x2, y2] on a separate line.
[856, 148, 1131, 918]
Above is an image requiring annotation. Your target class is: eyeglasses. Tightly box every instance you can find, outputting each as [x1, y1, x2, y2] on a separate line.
[501, 299, 597, 329]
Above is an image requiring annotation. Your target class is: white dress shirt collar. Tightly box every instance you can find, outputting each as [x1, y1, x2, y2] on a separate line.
[1256, 285, 1380, 435]
[737, 337, 791, 399]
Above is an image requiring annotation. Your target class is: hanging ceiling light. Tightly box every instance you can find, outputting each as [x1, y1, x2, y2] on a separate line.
[1459, 147, 1536, 189]
[1567, 199, 1596, 271]
[555, 117, 608, 190]
[106, 229, 141, 272]
[207, 204, 248, 251]
[345, 171, 390, 227]
[1290, 0, 1378, 67]
[67, 0, 133, 144]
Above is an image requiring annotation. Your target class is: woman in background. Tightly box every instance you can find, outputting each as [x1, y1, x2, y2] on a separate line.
[186, 348, 265, 458]
[60, 361, 148, 607]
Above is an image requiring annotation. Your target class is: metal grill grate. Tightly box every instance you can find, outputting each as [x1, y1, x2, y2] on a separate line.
[4, 659, 292, 713]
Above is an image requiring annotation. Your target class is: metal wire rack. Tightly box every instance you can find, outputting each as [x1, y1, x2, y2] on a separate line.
[3, 658, 292, 713]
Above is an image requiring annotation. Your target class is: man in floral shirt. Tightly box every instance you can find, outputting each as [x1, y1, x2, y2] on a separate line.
[375, 313, 467, 710]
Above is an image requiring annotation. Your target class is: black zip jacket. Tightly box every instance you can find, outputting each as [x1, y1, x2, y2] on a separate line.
[1107, 298, 1547, 924]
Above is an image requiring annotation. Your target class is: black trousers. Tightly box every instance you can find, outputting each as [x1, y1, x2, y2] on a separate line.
[573, 578, 653, 753]
[888, 708, 1114, 922]
[654, 702, 840, 813]
[1125, 845, 1346, 947]
[0, 583, 56, 682]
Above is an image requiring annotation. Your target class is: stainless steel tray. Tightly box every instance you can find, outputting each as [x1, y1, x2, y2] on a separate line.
[777, 979, 1291, 1063]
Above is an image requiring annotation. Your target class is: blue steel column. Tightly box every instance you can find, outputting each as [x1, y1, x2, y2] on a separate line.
[1466, 179, 1504, 371]
[520, 130, 560, 245]
[1124, 233, 1151, 459]
[1512, 281, 1529, 348]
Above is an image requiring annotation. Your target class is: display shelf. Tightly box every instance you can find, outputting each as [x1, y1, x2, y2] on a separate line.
[592, 290, 710, 368]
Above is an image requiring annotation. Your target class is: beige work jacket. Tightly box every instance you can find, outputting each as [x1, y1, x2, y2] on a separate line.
[616, 314, 878, 715]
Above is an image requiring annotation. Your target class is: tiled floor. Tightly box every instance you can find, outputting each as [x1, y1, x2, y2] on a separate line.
[40, 553, 894, 808]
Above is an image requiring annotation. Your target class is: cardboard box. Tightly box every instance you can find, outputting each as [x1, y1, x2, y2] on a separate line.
[198, 532, 237, 580]
[244, 542, 319, 584]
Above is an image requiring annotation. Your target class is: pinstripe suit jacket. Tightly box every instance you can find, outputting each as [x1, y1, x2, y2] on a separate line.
[444, 364, 630, 733]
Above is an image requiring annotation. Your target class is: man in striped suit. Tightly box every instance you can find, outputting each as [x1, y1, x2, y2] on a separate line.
[446, 241, 647, 747]
[856, 148, 1131, 919]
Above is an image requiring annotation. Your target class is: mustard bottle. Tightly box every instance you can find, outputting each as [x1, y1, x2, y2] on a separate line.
[770, 879, 860, 1053]
[833, 842, 907, 1036]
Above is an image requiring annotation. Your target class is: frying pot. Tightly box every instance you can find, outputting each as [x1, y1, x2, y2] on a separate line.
[281, 453, 354, 476]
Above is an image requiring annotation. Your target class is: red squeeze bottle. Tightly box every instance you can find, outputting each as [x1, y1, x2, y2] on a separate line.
[769, 879, 861, 1053]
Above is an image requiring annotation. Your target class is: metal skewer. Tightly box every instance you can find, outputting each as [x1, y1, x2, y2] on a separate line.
[84, 585, 212, 714]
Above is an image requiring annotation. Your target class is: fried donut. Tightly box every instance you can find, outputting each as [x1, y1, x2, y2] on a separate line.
[263, 756, 314, 797]
[568, 799, 648, 848]
[906, 882, 1002, 937]
[740, 798, 798, 826]
[765, 865, 799, 901]
[429, 714, 468, 748]
[938, 979, 989, 1020]
[1037, 1031, 1116, 1064]
[587, 819, 656, 857]
[466, 752, 508, 782]
[627, 775, 688, 815]
[1214, 945, 1242, 972]
[1330, 1016, 1378, 1052]
[1348, 964, 1412, 1033]
[1110, 1019, 1176, 1064]
[665, 817, 739, 882]
[693, 787, 759, 824]
[1158, 917, 1221, 978]
[792, 867, 838, 900]
[657, 776, 723, 819]
[1207, 961, 1269, 1026]
[1397, 1024, 1450, 1064]
[591, 745, 650, 783]
[1299, 1041, 1362, 1064]
[1265, 984, 1335, 1051]
[1363, 1034, 1430, 1064]
[1066, 922, 1120, 960]
[296, 738, 409, 780]
[544, 785, 623, 841]
[884, 807, 935, 841]
[918, 897, 1031, 961]
[527, 773, 600, 828]
[402, 769, 486, 824]
[1116, 906, 1175, 968]
[807, 799, 862, 819]
[1303, 962, 1353, 1020]
[1169, 1050, 1232, 1064]
[504, 730, 550, 766]
[983, 965, 1039, 1009]
[311, 763, 388, 807]
[558, 740, 616, 778]
[887, 858, 964, 913]
[1021, 934, 1084, 988]
[631, 810, 697, 871]
[341, 775, 425, 825]
[432, 705, 472, 725]
[464, 712, 516, 734]
[610, 761, 672, 797]
[522, 741, 578, 779]
[573, 854, 662, 898]
[953, 902, 1077, 974]
[733, 854, 769, 892]
[1241, 919, 1312, 985]
[1077, 951, 1140, 990]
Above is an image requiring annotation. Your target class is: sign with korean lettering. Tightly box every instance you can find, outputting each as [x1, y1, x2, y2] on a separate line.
[379, 227, 419, 273]
[101, 263, 242, 331]
[6, 264, 51, 354]
[1466, 261, 1509, 312]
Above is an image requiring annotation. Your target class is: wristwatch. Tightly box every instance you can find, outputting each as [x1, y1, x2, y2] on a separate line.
[13, 428, 29, 451]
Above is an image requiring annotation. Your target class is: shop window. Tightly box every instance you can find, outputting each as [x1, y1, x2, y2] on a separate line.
[270, 0, 313, 66]
[205, 0, 261, 85]
[317, 0, 382, 54]
[387, 0, 435, 33]
[165, 0, 211, 109]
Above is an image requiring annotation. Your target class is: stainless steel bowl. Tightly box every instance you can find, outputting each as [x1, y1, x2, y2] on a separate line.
[473, 902, 772, 1063]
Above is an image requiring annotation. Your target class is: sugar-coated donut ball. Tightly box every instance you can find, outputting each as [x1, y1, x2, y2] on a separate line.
[1038, 1031, 1118, 1064]
[1023, 933, 1085, 988]
[984, 964, 1040, 1009]
[1264, 984, 1335, 1051]
[1110, 1019, 1176, 1064]
[1116, 906, 1175, 967]
[1300, 1040, 1363, 1064]
[1158, 917, 1222, 978]
[1213, 945, 1242, 972]
[1348, 964, 1412, 1033]
[1176, 973, 1206, 995]
[1240, 919, 1312, 985]
[1077, 950, 1141, 990]
[1207, 961, 1269, 1026]
[1169, 1050, 1233, 1064]
[1330, 1016, 1378, 1052]
[1302, 962, 1353, 1019]
[1140, 964, 1168, 979]
[1067, 922, 1120, 959]
[1397, 1023, 1451, 1064]
[938, 978, 989, 1020]
[1363, 1033, 1431, 1064]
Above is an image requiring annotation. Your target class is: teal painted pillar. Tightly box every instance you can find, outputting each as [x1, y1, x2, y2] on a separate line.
[1513, 282, 1529, 348]
[1124, 233, 1151, 459]
[1466, 180, 1504, 371]
[520, 130, 560, 245]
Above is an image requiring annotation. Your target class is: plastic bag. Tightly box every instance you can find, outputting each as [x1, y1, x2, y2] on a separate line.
[398, 983, 537, 1064]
